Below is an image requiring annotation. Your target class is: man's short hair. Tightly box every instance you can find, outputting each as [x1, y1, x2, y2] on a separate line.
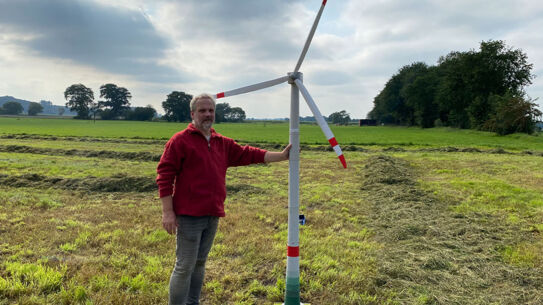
[190, 93, 216, 111]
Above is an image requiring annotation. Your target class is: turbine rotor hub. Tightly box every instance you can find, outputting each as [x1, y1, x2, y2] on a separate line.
[288, 72, 303, 84]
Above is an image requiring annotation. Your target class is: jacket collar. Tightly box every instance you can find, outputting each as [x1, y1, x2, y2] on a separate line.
[187, 123, 216, 137]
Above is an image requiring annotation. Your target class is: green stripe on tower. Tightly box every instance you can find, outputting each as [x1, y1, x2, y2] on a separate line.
[285, 276, 300, 305]
[285, 296, 301, 305]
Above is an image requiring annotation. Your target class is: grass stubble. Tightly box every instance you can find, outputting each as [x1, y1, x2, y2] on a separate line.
[1, 131, 543, 304]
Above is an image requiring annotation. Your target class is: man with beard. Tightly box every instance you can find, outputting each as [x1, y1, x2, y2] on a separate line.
[156, 93, 291, 305]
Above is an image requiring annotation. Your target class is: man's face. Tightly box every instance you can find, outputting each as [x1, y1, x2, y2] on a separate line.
[191, 98, 215, 132]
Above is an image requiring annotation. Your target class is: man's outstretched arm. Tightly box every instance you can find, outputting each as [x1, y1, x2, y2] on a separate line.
[264, 144, 292, 163]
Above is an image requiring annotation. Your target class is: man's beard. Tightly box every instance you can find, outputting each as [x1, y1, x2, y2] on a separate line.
[201, 120, 213, 130]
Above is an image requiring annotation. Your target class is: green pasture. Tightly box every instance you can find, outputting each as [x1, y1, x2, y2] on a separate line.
[1, 118, 543, 304]
[0, 152, 157, 178]
[1, 116, 542, 150]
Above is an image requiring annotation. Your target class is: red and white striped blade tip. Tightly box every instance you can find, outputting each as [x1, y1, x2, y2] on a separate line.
[338, 154, 347, 169]
[328, 137, 347, 168]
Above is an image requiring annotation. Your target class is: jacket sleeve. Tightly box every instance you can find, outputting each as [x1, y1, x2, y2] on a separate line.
[156, 137, 184, 198]
[227, 139, 267, 167]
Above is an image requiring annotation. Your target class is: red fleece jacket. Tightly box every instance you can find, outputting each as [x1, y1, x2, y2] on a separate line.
[156, 123, 267, 217]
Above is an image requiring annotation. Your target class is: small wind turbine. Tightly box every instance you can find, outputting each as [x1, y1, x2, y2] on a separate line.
[213, 1, 345, 304]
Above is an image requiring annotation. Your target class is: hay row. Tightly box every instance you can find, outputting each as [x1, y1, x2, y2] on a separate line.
[359, 155, 542, 303]
[0, 145, 162, 162]
[0, 133, 165, 145]
[0, 173, 262, 195]
[2, 144, 542, 164]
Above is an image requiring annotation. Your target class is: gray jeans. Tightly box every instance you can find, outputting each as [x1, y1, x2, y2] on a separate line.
[169, 215, 219, 305]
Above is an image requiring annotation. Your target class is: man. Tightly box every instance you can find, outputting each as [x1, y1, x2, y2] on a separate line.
[156, 93, 291, 305]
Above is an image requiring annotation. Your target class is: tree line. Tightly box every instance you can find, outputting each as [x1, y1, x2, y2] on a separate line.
[63, 85, 246, 122]
[3, 84, 351, 124]
[368, 40, 541, 135]
[0, 101, 44, 116]
[64, 83, 154, 121]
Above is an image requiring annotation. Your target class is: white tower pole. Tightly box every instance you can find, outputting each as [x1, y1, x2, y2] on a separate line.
[284, 72, 302, 305]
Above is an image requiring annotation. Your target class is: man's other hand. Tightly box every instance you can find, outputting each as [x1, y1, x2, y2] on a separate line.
[264, 144, 292, 162]
[281, 144, 292, 160]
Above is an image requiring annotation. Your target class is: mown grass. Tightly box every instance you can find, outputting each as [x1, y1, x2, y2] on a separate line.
[0, 152, 383, 305]
[405, 152, 543, 270]
[0, 152, 157, 178]
[1, 122, 543, 304]
[1, 117, 543, 150]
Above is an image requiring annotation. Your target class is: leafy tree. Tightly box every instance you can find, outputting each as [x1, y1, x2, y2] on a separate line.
[368, 75, 403, 124]
[483, 93, 542, 135]
[436, 40, 534, 128]
[126, 106, 157, 121]
[368, 62, 428, 125]
[369, 40, 535, 133]
[225, 107, 246, 122]
[435, 51, 477, 128]
[403, 66, 440, 128]
[99, 84, 132, 119]
[162, 91, 192, 122]
[27, 102, 43, 116]
[64, 84, 94, 119]
[215, 103, 247, 122]
[328, 110, 351, 125]
[215, 103, 231, 123]
[98, 109, 115, 120]
[1, 101, 23, 115]
[89, 101, 103, 122]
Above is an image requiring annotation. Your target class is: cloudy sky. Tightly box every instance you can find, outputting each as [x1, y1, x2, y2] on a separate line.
[1, 0, 542, 119]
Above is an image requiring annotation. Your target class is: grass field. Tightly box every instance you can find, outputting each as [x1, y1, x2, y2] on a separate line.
[1, 117, 543, 150]
[1, 117, 543, 304]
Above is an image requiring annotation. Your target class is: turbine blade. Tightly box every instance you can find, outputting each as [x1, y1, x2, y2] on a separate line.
[294, 79, 347, 168]
[293, 0, 328, 73]
[214, 76, 289, 99]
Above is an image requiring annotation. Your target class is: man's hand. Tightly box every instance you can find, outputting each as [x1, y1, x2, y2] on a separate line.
[162, 210, 178, 235]
[264, 144, 292, 163]
[160, 196, 178, 235]
[280, 144, 292, 161]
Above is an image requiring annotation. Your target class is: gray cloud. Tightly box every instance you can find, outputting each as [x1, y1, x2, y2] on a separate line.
[305, 70, 353, 86]
[170, 0, 327, 63]
[0, 0, 185, 83]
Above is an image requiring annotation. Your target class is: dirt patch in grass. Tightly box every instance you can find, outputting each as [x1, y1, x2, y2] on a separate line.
[361, 155, 543, 304]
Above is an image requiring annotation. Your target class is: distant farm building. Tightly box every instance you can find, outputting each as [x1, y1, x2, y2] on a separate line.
[359, 119, 377, 126]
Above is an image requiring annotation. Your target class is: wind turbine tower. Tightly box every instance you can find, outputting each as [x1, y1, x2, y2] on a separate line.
[214, 1, 345, 304]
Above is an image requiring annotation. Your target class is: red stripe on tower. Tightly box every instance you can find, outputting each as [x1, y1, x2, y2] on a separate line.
[287, 246, 299, 257]
[216, 92, 225, 99]
[323, 0, 327, 6]
[328, 137, 338, 147]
